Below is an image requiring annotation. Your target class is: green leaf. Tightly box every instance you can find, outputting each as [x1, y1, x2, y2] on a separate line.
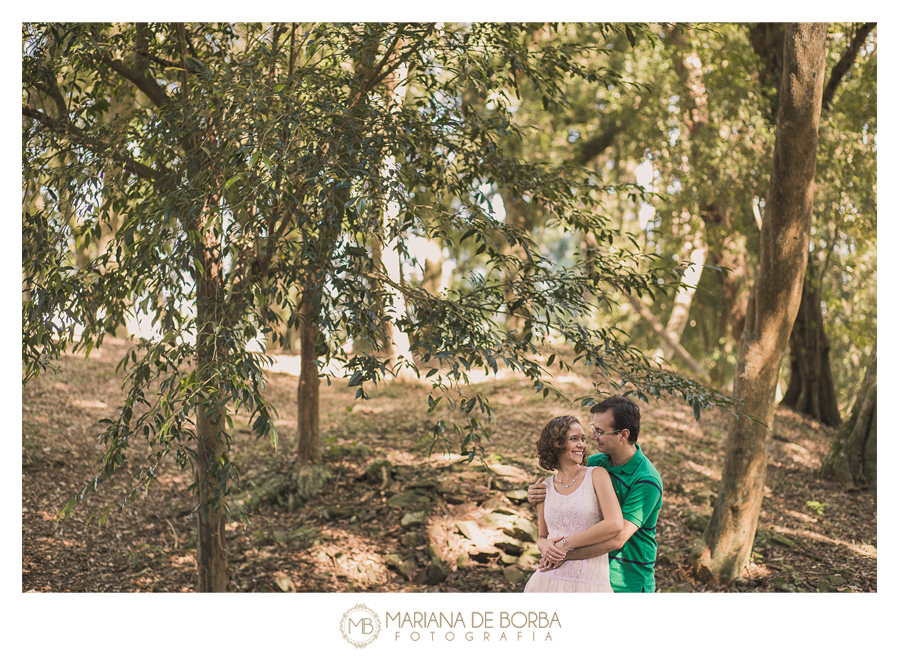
[625, 26, 636, 48]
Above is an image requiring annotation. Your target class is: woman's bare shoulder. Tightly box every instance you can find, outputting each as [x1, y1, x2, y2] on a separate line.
[589, 466, 612, 485]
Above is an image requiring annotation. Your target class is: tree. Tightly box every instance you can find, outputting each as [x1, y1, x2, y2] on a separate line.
[820, 340, 876, 490]
[689, 23, 829, 582]
[780, 277, 842, 427]
[24, 22, 739, 592]
[568, 24, 774, 386]
[776, 22, 875, 427]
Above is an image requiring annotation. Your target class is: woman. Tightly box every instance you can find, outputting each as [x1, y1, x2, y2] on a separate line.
[524, 415, 623, 593]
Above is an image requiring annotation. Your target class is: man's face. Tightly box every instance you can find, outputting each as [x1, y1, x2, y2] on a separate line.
[592, 410, 624, 455]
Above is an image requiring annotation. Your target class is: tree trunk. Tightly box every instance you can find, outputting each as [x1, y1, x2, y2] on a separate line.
[748, 22, 788, 123]
[194, 206, 229, 593]
[500, 191, 533, 336]
[626, 292, 710, 382]
[421, 238, 445, 295]
[195, 393, 229, 592]
[690, 23, 828, 583]
[654, 243, 708, 362]
[668, 28, 752, 359]
[297, 299, 321, 465]
[702, 202, 752, 346]
[780, 271, 842, 427]
[776, 23, 874, 429]
[820, 340, 876, 490]
[374, 62, 415, 379]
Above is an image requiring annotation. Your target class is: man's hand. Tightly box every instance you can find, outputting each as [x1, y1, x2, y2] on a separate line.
[527, 479, 548, 506]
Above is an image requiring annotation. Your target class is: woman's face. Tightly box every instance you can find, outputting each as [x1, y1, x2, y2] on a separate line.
[558, 422, 586, 466]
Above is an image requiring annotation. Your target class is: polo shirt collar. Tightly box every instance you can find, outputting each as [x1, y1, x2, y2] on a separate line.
[605, 444, 644, 475]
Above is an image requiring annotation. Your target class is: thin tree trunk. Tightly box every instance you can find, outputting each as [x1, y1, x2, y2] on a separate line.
[297, 299, 321, 465]
[195, 394, 228, 592]
[421, 238, 445, 295]
[821, 340, 876, 490]
[654, 243, 708, 362]
[626, 293, 710, 382]
[780, 271, 842, 427]
[500, 189, 533, 336]
[295, 171, 346, 464]
[691, 22, 828, 583]
[103, 92, 138, 340]
[376, 62, 414, 379]
[193, 204, 229, 593]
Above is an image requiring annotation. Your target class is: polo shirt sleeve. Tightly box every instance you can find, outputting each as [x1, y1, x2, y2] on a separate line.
[620, 479, 662, 529]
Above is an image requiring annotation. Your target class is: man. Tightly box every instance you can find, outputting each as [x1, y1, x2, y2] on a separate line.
[527, 395, 663, 592]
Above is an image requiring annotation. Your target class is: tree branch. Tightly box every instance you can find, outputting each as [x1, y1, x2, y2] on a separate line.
[23, 106, 170, 183]
[289, 23, 297, 78]
[32, 80, 69, 120]
[361, 32, 403, 94]
[822, 22, 876, 111]
[102, 56, 170, 108]
[175, 23, 192, 102]
[135, 49, 180, 70]
[575, 122, 621, 166]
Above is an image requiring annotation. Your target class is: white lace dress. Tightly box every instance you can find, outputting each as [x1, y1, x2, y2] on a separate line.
[524, 467, 613, 593]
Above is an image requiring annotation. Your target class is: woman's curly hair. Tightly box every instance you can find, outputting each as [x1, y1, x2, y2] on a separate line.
[536, 415, 585, 471]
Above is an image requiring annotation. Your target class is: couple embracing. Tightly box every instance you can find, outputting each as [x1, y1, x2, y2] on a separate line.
[523, 395, 663, 593]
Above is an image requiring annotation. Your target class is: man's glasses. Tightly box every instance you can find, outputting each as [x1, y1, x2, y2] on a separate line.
[591, 426, 624, 438]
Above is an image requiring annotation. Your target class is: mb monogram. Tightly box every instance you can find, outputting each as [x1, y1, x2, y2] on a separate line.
[340, 604, 382, 648]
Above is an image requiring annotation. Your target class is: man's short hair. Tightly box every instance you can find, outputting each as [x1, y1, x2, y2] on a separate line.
[590, 395, 641, 444]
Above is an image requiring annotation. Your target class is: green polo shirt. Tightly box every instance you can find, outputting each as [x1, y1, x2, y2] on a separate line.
[587, 444, 662, 592]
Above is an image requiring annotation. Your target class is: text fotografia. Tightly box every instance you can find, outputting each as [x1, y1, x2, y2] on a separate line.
[386, 611, 561, 642]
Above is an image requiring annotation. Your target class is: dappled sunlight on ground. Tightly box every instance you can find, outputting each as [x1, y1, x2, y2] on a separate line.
[22, 341, 876, 593]
[772, 526, 877, 558]
[684, 459, 722, 482]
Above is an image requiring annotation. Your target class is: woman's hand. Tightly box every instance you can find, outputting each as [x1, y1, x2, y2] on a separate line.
[537, 535, 567, 562]
[538, 555, 565, 571]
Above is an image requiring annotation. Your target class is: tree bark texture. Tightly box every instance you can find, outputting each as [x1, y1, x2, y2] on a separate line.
[780, 272, 841, 427]
[778, 22, 874, 427]
[297, 299, 321, 465]
[194, 206, 229, 593]
[820, 340, 876, 490]
[691, 23, 828, 583]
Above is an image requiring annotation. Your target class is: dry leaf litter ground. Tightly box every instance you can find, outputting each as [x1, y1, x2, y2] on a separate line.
[22, 340, 876, 593]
